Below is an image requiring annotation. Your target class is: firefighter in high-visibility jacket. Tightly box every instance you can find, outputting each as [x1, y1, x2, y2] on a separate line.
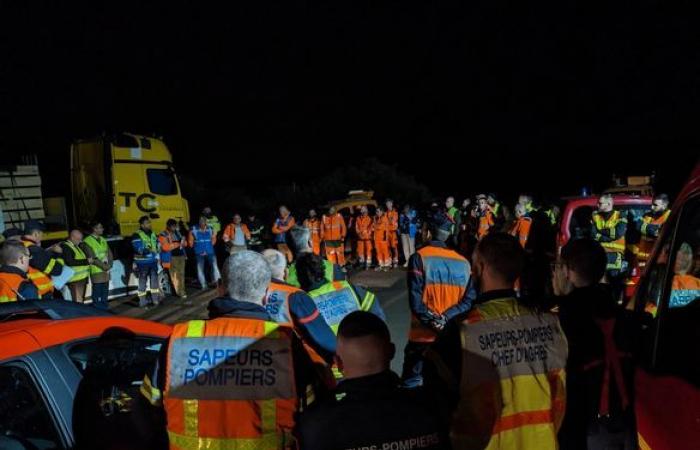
[355, 206, 374, 270]
[322, 206, 347, 268]
[591, 195, 628, 299]
[509, 203, 532, 248]
[140, 251, 328, 450]
[637, 193, 671, 264]
[426, 233, 567, 450]
[0, 240, 39, 302]
[475, 195, 495, 241]
[401, 218, 472, 388]
[303, 209, 323, 256]
[385, 199, 400, 268]
[21, 220, 64, 299]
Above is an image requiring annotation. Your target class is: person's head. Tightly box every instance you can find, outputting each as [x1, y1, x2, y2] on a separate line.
[402, 204, 410, 214]
[559, 238, 608, 288]
[233, 214, 242, 225]
[376, 206, 384, 216]
[359, 205, 368, 216]
[328, 206, 337, 215]
[0, 241, 31, 272]
[472, 233, 524, 292]
[139, 216, 152, 232]
[308, 209, 317, 219]
[335, 311, 395, 380]
[91, 221, 105, 236]
[476, 195, 488, 211]
[518, 194, 533, 208]
[462, 198, 471, 208]
[262, 249, 288, 280]
[248, 213, 256, 221]
[287, 225, 312, 255]
[597, 194, 614, 213]
[445, 196, 455, 209]
[651, 194, 670, 214]
[427, 219, 451, 243]
[674, 242, 695, 275]
[198, 216, 208, 228]
[166, 218, 178, 232]
[514, 203, 526, 218]
[23, 220, 45, 243]
[279, 205, 289, 217]
[224, 251, 271, 305]
[294, 252, 327, 291]
[487, 193, 497, 205]
[385, 199, 394, 210]
[69, 229, 83, 244]
[202, 206, 212, 217]
[2, 228, 23, 242]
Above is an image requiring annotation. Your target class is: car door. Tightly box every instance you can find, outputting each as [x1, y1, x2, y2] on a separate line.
[633, 193, 700, 450]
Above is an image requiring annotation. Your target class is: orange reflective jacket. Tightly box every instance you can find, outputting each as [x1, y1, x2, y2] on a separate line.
[21, 241, 54, 296]
[0, 271, 25, 302]
[373, 215, 390, 242]
[638, 210, 671, 260]
[509, 217, 532, 248]
[386, 210, 399, 232]
[478, 211, 495, 240]
[222, 223, 251, 243]
[303, 218, 322, 242]
[321, 214, 346, 242]
[164, 318, 297, 450]
[355, 215, 373, 240]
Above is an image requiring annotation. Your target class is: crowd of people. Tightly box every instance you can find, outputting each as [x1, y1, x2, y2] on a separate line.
[1, 189, 696, 450]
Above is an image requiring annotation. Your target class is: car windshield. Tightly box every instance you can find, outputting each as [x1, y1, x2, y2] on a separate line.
[569, 203, 648, 242]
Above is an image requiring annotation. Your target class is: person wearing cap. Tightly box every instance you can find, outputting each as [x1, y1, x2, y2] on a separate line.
[401, 215, 472, 388]
[21, 219, 64, 299]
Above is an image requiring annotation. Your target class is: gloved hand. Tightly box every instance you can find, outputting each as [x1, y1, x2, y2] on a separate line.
[425, 310, 447, 332]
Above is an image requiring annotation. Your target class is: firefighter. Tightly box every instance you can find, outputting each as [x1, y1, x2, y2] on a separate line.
[158, 219, 187, 300]
[222, 213, 251, 254]
[591, 194, 628, 298]
[401, 217, 471, 388]
[201, 206, 221, 236]
[637, 193, 671, 264]
[297, 312, 448, 450]
[385, 199, 400, 268]
[188, 216, 221, 291]
[60, 229, 91, 303]
[246, 213, 266, 252]
[272, 205, 296, 262]
[426, 233, 567, 450]
[509, 203, 532, 248]
[355, 206, 374, 270]
[0, 240, 39, 302]
[286, 226, 346, 288]
[303, 209, 322, 255]
[21, 220, 64, 299]
[373, 206, 391, 271]
[140, 251, 327, 449]
[132, 216, 163, 307]
[445, 196, 460, 240]
[321, 206, 347, 268]
[475, 194, 495, 241]
[486, 193, 504, 224]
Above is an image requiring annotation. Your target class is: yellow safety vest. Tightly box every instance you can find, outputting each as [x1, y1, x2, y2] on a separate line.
[593, 211, 626, 252]
[83, 235, 109, 275]
[63, 241, 90, 283]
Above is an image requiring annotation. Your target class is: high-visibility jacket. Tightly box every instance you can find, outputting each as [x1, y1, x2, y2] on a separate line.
[355, 215, 373, 240]
[451, 296, 567, 450]
[592, 211, 627, 270]
[670, 274, 700, 309]
[159, 231, 185, 269]
[265, 281, 299, 328]
[188, 226, 216, 256]
[206, 215, 221, 235]
[272, 215, 296, 244]
[132, 230, 160, 265]
[222, 223, 251, 244]
[409, 245, 470, 343]
[163, 318, 297, 450]
[304, 217, 321, 241]
[509, 217, 532, 248]
[83, 235, 110, 275]
[386, 210, 399, 232]
[308, 280, 377, 334]
[477, 211, 495, 240]
[638, 210, 671, 260]
[0, 270, 27, 302]
[62, 241, 90, 283]
[21, 240, 54, 296]
[373, 215, 390, 242]
[286, 259, 343, 288]
[321, 214, 346, 242]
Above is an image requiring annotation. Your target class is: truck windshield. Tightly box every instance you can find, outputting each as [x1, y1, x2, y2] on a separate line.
[147, 168, 178, 195]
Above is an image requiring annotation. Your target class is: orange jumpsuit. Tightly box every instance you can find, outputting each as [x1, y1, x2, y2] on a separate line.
[386, 209, 400, 265]
[509, 216, 532, 248]
[322, 213, 347, 266]
[477, 211, 495, 241]
[373, 214, 391, 267]
[355, 215, 374, 265]
[303, 217, 322, 255]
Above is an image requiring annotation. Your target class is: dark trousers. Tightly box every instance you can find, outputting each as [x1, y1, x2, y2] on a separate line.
[91, 282, 109, 310]
[401, 341, 430, 388]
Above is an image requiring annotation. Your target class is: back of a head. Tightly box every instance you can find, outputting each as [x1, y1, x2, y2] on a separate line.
[0, 240, 26, 266]
[224, 251, 271, 304]
[561, 238, 607, 286]
[294, 252, 326, 291]
[262, 249, 288, 280]
[336, 311, 394, 378]
[475, 233, 525, 284]
[428, 218, 451, 242]
[287, 225, 311, 256]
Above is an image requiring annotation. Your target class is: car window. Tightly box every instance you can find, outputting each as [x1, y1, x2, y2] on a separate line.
[146, 168, 178, 196]
[67, 330, 164, 449]
[0, 364, 63, 449]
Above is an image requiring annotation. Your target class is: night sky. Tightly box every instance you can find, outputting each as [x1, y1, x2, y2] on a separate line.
[1, 2, 698, 204]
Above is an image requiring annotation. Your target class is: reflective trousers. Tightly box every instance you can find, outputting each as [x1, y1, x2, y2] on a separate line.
[374, 239, 390, 267]
[357, 240, 373, 265]
[325, 242, 346, 266]
[388, 231, 399, 264]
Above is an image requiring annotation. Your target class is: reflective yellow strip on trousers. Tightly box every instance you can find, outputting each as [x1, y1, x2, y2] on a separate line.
[184, 320, 206, 437]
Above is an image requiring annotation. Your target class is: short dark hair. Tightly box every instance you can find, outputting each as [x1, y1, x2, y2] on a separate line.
[561, 238, 607, 285]
[294, 252, 327, 290]
[475, 233, 524, 283]
[338, 311, 391, 342]
[138, 215, 150, 225]
[166, 218, 178, 227]
[89, 220, 103, 229]
[0, 241, 27, 265]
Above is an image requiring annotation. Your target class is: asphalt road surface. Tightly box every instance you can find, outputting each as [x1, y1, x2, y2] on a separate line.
[109, 268, 411, 373]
